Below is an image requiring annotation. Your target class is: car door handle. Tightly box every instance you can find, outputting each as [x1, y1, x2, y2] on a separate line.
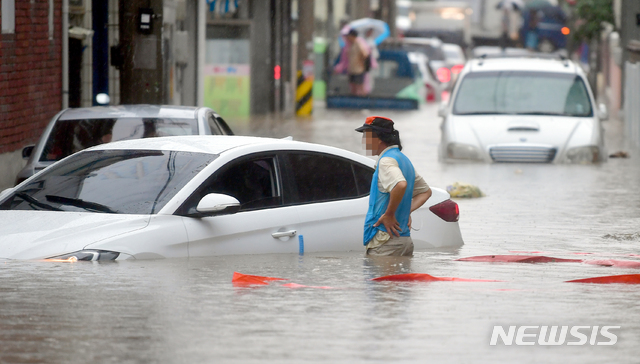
[272, 230, 297, 238]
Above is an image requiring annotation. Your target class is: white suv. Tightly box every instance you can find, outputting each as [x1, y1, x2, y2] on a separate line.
[438, 54, 608, 163]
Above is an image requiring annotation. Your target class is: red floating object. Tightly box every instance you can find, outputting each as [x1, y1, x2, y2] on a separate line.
[456, 255, 582, 263]
[372, 273, 499, 282]
[567, 274, 640, 284]
[584, 260, 640, 269]
[232, 272, 287, 286]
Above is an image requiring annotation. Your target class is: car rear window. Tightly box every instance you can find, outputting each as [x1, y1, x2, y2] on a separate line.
[402, 43, 446, 61]
[453, 71, 593, 117]
[3, 150, 217, 215]
[39, 118, 199, 162]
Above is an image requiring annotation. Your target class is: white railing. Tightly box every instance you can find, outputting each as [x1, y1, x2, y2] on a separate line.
[624, 62, 640, 148]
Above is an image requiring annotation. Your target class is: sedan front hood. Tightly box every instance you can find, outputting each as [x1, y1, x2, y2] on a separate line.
[0, 211, 149, 259]
[457, 115, 583, 150]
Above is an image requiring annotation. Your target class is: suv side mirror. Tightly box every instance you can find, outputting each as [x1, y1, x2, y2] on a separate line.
[597, 103, 609, 121]
[438, 102, 449, 118]
[194, 193, 240, 217]
[22, 145, 35, 159]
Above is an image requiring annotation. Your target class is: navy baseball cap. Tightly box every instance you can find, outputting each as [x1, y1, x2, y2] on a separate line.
[355, 116, 395, 134]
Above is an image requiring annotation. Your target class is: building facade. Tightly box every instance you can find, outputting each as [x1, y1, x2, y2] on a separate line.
[1, 0, 63, 189]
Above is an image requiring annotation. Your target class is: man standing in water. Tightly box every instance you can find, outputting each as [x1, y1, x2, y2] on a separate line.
[356, 116, 432, 256]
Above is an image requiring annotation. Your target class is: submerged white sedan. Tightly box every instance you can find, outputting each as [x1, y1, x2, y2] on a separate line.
[0, 136, 463, 261]
[438, 54, 608, 163]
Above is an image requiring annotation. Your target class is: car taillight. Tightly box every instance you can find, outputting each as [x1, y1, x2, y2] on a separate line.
[429, 199, 459, 222]
[451, 64, 464, 75]
[426, 84, 435, 102]
[437, 67, 451, 83]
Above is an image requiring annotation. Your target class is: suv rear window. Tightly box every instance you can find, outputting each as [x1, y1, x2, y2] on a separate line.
[40, 118, 199, 162]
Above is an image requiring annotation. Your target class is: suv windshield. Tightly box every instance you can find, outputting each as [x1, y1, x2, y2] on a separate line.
[2, 150, 217, 214]
[40, 118, 199, 162]
[453, 71, 593, 117]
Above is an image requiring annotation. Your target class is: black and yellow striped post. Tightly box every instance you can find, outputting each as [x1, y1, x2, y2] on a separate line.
[296, 70, 313, 116]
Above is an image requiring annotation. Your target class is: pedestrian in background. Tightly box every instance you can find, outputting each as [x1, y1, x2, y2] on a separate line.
[334, 28, 371, 96]
[525, 9, 540, 50]
[355, 116, 432, 256]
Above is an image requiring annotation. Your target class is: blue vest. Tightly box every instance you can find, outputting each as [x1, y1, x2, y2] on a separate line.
[363, 147, 415, 245]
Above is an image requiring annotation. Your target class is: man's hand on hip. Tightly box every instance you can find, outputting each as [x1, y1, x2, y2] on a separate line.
[374, 213, 401, 237]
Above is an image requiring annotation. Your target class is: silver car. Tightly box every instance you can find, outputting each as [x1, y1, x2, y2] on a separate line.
[15, 105, 233, 185]
[438, 54, 608, 163]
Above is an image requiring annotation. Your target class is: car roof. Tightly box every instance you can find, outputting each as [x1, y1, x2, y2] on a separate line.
[467, 56, 579, 75]
[86, 135, 280, 155]
[84, 136, 373, 167]
[442, 43, 462, 51]
[401, 37, 443, 47]
[58, 104, 205, 121]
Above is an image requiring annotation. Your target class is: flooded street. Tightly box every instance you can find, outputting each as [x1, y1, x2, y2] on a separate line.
[2, 104, 639, 363]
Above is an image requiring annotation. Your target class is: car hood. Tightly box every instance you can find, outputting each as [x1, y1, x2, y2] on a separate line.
[0, 211, 149, 260]
[451, 115, 588, 150]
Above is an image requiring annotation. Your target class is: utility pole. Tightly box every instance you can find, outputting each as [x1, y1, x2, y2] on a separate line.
[352, 0, 371, 20]
[296, 0, 315, 116]
[117, 0, 164, 104]
[297, 0, 315, 69]
[378, 0, 397, 38]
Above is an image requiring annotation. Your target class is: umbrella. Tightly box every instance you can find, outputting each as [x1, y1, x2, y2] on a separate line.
[338, 18, 390, 47]
[496, 0, 525, 11]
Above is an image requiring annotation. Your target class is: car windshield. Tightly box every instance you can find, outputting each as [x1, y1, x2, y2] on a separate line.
[39, 118, 199, 162]
[453, 71, 593, 116]
[2, 150, 217, 214]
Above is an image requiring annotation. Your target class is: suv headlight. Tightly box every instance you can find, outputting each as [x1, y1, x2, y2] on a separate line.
[447, 143, 481, 160]
[566, 146, 600, 164]
[46, 250, 120, 262]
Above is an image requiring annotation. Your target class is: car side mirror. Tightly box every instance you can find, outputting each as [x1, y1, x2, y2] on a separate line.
[438, 102, 449, 118]
[597, 103, 609, 121]
[194, 193, 240, 217]
[22, 145, 35, 159]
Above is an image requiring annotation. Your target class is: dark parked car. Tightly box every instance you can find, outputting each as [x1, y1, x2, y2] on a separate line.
[15, 105, 233, 185]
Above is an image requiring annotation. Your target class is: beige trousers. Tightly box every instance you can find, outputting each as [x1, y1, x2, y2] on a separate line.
[365, 236, 414, 257]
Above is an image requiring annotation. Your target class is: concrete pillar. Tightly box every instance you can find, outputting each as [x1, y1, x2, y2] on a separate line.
[250, 0, 273, 114]
[118, 0, 164, 104]
[297, 0, 315, 68]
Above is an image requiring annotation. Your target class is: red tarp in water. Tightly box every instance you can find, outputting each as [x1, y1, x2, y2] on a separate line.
[371, 273, 500, 282]
[456, 255, 583, 263]
[584, 260, 640, 269]
[566, 274, 640, 284]
[232, 272, 287, 286]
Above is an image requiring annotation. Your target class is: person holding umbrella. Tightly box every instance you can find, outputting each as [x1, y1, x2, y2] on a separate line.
[334, 28, 371, 96]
